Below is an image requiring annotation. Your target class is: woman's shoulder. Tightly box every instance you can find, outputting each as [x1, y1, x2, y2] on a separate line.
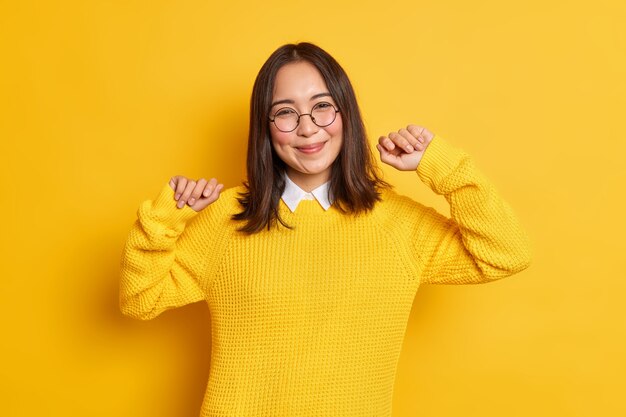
[375, 187, 441, 224]
[200, 184, 246, 217]
[378, 187, 426, 211]
[219, 184, 247, 206]
[186, 184, 245, 232]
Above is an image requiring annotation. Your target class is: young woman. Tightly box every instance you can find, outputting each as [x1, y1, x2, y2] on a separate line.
[120, 42, 531, 416]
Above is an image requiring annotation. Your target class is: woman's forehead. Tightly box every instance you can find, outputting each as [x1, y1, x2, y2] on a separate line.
[272, 61, 329, 101]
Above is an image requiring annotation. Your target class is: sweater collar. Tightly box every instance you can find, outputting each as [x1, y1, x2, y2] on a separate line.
[281, 174, 333, 213]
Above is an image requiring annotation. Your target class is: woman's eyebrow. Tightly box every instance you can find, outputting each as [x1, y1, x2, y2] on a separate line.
[310, 92, 331, 101]
[270, 92, 332, 108]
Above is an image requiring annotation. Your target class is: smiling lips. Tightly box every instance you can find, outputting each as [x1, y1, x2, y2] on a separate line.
[296, 141, 326, 154]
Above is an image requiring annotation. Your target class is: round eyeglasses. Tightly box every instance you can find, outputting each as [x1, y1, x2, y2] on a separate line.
[269, 101, 340, 133]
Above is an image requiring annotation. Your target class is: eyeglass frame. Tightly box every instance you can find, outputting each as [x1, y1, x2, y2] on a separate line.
[268, 101, 341, 133]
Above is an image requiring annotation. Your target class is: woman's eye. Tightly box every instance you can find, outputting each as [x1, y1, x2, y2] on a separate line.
[315, 102, 332, 109]
[275, 108, 296, 117]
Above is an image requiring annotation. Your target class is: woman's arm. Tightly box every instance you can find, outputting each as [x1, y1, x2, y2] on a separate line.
[378, 126, 531, 284]
[119, 179, 223, 320]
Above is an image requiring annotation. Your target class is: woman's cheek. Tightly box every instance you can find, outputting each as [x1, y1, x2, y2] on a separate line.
[327, 114, 343, 136]
[270, 129, 292, 147]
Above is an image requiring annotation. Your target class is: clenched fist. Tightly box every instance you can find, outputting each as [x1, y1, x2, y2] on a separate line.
[169, 175, 224, 212]
[376, 124, 435, 171]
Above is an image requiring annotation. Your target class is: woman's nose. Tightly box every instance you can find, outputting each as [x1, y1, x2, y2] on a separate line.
[296, 113, 319, 137]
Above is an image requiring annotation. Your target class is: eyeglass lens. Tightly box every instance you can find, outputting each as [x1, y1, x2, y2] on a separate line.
[272, 102, 337, 132]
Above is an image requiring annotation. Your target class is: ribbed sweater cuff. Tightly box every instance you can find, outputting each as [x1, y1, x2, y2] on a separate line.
[416, 135, 466, 194]
[146, 183, 200, 228]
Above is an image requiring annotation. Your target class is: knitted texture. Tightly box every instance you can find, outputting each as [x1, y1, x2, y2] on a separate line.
[119, 135, 531, 416]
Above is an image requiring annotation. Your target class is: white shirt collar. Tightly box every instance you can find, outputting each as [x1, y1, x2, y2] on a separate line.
[281, 174, 333, 212]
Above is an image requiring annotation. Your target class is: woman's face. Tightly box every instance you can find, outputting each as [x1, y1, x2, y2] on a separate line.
[269, 61, 343, 191]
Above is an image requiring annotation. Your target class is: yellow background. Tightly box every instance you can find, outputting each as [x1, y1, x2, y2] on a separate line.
[1, 0, 624, 416]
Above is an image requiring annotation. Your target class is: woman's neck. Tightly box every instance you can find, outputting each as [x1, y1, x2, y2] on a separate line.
[285, 169, 330, 192]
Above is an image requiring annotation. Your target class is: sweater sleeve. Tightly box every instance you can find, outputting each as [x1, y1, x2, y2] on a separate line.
[119, 183, 212, 320]
[412, 135, 531, 285]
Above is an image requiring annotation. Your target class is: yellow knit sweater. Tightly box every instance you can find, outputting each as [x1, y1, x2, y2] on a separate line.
[119, 135, 531, 416]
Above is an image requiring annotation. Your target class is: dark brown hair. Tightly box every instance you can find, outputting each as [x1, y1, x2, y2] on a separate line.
[233, 42, 389, 234]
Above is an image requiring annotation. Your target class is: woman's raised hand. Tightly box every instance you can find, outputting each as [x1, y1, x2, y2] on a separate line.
[168, 176, 224, 212]
[376, 124, 435, 171]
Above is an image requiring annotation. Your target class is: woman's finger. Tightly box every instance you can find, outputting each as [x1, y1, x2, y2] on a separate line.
[177, 179, 197, 209]
[188, 182, 224, 212]
[175, 177, 188, 201]
[389, 132, 414, 153]
[396, 129, 419, 151]
[202, 178, 218, 198]
[378, 136, 396, 152]
[398, 129, 426, 151]
[188, 178, 207, 206]
[376, 143, 399, 168]
[407, 125, 434, 144]
[206, 183, 224, 205]
[406, 124, 426, 139]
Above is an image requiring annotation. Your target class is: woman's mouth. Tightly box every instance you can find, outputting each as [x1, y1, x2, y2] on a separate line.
[296, 142, 326, 154]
